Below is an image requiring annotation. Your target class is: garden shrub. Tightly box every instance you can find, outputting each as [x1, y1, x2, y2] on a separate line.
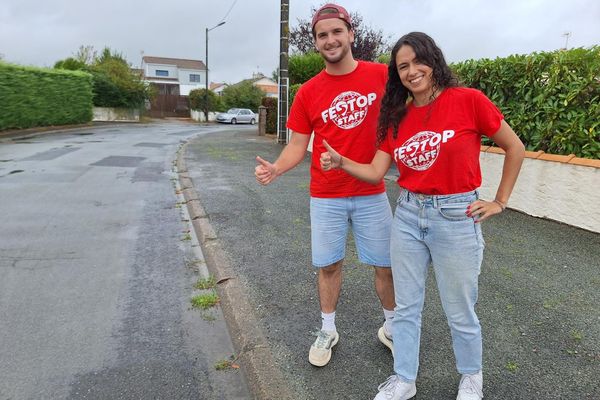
[0, 62, 93, 130]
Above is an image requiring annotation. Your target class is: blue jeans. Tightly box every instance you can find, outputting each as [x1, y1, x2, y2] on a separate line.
[390, 189, 485, 381]
[310, 193, 392, 268]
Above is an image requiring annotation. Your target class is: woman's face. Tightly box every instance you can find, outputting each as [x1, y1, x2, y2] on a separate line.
[395, 44, 434, 98]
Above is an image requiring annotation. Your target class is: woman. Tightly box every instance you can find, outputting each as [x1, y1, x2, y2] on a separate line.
[320, 32, 525, 400]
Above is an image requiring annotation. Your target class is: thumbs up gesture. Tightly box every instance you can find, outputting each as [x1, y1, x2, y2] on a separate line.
[320, 140, 343, 171]
[255, 156, 278, 185]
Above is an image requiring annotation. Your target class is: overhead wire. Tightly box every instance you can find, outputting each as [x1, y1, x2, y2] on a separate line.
[219, 0, 238, 23]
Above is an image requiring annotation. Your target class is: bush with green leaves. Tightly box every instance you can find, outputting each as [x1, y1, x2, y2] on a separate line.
[221, 81, 264, 111]
[0, 62, 93, 130]
[289, 52, 325, 85]
[261, 97, 277, 134]
[454, 47, 599, 159]
[54, 47, 151, 109]
[188, 88, 224, 112]
[289, 83, 301, 107]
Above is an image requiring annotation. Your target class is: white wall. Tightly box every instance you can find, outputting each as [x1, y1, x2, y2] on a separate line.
[180, 84, 203, 96]
[190, 110, 217, 122]
[178, 68, 205, 85]
[306, 141, 600, 232]
[479, 152, 599, 233]
[92, 107, 139, 122]
[144, 64, 177, 78]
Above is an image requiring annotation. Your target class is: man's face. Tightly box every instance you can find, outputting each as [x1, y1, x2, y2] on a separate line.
[313, 18, 354, 64]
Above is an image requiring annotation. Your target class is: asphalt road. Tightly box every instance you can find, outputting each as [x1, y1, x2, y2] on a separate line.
[183, 127, 600, 400]
[0, 122, 251, 400]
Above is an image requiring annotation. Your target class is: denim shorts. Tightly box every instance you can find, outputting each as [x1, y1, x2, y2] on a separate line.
[310, 193, 392, 268]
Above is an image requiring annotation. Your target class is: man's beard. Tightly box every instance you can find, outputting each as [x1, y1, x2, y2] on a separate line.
[320, 43, 350, 64]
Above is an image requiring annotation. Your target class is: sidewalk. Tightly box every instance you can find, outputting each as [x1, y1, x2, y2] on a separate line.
[181, 127, 600, 400]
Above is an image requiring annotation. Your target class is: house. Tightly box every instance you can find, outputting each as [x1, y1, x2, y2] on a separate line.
[251, 73, 278, 98]
[141, 56, 206, 96]
[227, 73, 278, 98]
[141, 56, 211, 117]
[248, 73, 278, 97]
[210, 82, 228, 96]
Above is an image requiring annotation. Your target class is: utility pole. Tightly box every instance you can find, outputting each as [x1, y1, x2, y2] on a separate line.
[277, 0, 290, 144]
[205, 21, 226, 122]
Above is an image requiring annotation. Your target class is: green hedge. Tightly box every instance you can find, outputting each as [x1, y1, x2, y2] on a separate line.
[261, 97, 277, 134]
[289, 52, 325, 85]
[0, 62, 93, 130]
[289, 83, 301, 109]
[453, 47, 600, 159]
[297, 48, 599, 158]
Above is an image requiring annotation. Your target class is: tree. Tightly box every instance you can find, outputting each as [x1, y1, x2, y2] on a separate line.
[189, 88, 223, 113]
[54, 46, 151, 109]
[221, 81, 264, 111]
[74, 45, 97, 65]
[53, 57, 87, 71]
[289, 6, 389, 61]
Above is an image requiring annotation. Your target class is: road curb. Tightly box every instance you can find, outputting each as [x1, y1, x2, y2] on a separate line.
[177, 141, 293, 400]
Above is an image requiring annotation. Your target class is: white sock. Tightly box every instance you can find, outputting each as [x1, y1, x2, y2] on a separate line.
[383, 308, 395, 335]
[321, 311, 336, 333]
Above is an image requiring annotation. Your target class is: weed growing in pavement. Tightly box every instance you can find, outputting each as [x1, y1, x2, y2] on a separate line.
[570, 330, 583, 342]
[505, 361, 519, 372]
[181, 233, 192, 241]
[214, 355, 240, 371]
[191, 292, 219, 309]
[195, 275, 217, 290]
[499, 267, 513, 278]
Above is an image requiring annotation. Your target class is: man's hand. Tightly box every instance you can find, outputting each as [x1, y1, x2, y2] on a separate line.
[320, 140, 343, 171]
[255, 156, 278, 185]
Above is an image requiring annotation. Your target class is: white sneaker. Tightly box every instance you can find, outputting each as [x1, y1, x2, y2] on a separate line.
[377, 322, 394, 355]
[308, 330, 339, 367]
[457, 371, 483, 400]
[373, 375, 416, 400]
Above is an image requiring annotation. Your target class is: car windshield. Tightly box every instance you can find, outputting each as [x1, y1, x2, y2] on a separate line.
[227, 108, 240, 114]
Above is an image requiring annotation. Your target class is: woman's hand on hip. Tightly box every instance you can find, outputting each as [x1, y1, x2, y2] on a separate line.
[466, 199, 504, 223]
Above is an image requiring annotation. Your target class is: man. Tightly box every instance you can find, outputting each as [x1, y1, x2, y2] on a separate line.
[255, 3, 394, 367]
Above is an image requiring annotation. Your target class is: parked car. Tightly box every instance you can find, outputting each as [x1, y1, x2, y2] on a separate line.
[215, 108, 257, 124]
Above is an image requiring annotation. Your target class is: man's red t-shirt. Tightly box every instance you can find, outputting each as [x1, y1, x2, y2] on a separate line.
[379, 87, 503, 195]
[287, 61, 387, 198]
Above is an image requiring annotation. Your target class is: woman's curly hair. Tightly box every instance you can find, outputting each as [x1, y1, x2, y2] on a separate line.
[376, 32, 458, 145]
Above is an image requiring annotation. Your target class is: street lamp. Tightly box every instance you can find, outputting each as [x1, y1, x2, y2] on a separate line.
[205, 21, 226, 122]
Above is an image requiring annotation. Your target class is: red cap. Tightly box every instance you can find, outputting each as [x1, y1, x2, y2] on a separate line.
[311, 3, 352, 31]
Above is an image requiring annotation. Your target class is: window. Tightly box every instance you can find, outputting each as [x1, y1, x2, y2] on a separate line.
[189, 74, 201, 82]
[156, 70, 169, 77]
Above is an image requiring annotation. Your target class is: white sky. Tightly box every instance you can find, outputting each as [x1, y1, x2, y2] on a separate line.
[1, 0, 598, 84]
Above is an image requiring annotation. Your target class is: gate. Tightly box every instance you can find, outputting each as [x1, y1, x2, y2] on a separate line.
[149, 94, 190, 118]
[147, 83, 190, 118]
